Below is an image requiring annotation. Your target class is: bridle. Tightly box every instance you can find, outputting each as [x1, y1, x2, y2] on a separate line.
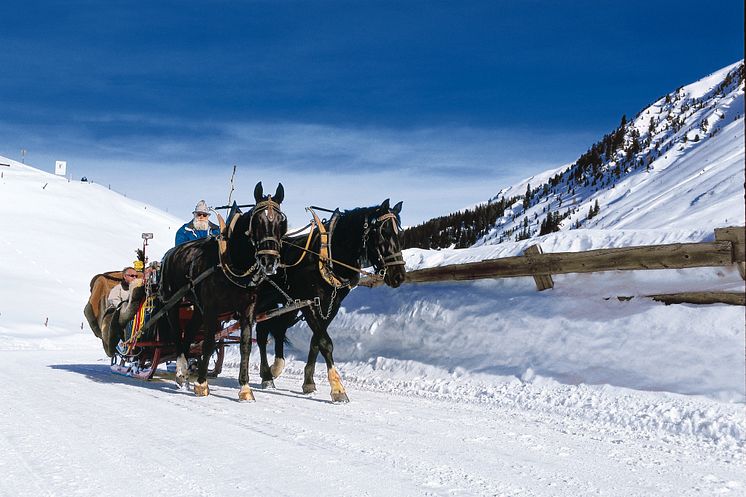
[362, 211, 405, 277]
[248, 196, 286, 262]
[215, 196, 286, 286]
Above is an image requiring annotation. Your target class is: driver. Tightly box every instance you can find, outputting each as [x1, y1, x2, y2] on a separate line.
[175, 200, 220, 245]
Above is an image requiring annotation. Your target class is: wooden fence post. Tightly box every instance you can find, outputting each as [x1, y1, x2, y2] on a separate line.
[523, 244, 554, 291]
[714, 226, 746, 280]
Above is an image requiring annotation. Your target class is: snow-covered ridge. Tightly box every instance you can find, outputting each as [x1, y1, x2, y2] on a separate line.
[475, 61, 744, 245]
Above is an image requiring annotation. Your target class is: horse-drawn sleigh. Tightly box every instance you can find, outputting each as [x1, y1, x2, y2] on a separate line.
[85, 182, 407, 403]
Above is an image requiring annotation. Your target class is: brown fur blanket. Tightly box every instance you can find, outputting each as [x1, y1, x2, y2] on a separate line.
[84, 271, 147, 357]
[83, 271, 123, 339]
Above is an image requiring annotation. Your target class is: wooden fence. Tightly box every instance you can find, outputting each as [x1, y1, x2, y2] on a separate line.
[360, 226, 746, 305]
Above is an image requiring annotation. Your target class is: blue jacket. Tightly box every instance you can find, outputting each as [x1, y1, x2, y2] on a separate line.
[175, 221, 221, 246]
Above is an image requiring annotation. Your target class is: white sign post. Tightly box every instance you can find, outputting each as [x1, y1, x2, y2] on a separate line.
[54, 161, 67, 176]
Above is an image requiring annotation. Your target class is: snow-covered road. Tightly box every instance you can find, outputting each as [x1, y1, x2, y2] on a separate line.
[1, 349, 742, 497]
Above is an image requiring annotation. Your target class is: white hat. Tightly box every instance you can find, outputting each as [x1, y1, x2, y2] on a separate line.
[193, 200, 210, 215]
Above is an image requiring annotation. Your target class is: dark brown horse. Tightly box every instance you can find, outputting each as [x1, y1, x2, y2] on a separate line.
[255, 199, 405, 402]
[158, 182, 287, 400]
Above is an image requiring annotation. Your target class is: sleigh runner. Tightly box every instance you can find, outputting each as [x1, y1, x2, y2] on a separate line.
[109, 293, 240, 380]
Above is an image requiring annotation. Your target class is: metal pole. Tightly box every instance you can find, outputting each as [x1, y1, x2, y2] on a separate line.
[227, 165, 237, 205]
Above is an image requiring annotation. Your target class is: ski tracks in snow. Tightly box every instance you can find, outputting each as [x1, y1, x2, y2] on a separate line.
[1, 350, 743, 497]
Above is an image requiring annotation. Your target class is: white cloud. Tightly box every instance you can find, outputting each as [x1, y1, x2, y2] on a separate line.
[0, 119, 593, 226]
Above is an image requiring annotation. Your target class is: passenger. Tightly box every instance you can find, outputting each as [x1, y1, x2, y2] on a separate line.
[175, 200, 220, 246]
[107, 266, 138, 309]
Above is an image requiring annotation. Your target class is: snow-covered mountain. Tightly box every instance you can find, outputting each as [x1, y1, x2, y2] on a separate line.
[482, 60, 744, 243]
[405, 61, 744, 249]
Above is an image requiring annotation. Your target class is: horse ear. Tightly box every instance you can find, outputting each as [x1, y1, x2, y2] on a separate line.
[254, 182, 264, 203]
[392, 201, 403, 214]
[273, 183, 284, 204]
[381, 198, 390, 210]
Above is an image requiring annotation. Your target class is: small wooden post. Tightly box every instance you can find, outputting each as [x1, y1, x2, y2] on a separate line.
[714, 226, 746, 280]
[523, 244, 554, 291]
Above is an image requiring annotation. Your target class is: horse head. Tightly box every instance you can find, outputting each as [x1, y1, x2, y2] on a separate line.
[250, 182, 287, 276]
[364, 199, 406, 288]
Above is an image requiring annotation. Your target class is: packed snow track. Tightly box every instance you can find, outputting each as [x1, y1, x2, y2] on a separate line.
[0, 350, 741, 497]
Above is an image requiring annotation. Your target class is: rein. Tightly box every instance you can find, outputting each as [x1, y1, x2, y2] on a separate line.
[281, 238, 381, 281]
[280, 223, 317, 269]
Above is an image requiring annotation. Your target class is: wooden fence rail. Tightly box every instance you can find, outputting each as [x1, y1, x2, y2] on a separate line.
[360, 227, 746, 296]
[404, 241, 734, 283]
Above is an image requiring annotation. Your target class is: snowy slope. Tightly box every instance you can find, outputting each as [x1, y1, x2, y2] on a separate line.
[0, 156, 180, 344]
[476, 61, 744, 245]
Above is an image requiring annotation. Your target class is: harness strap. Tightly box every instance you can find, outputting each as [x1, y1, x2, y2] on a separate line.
[281, 239, 381, 280]
[215, 211, 235, 267]
[281, 223, 316, 268]
[307, 207, 347, 289]
[383, 252, 406, 266]
[141, 266, 217, 333]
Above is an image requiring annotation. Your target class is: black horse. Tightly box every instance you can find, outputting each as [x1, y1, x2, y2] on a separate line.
[255, 199, 406, 402]
[159, 182, 287, 400]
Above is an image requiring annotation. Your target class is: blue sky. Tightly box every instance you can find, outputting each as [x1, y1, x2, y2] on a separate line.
[0, 0, 743, 226]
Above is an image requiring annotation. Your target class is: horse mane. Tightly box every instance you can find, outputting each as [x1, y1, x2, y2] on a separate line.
[225, 209, 256, 273]
[333, 206, 376, 248]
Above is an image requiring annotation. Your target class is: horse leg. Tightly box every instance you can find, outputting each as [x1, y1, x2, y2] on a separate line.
[302, 332, 320, 394]
[193, 309, 216, 397]
[270, 312, 297, 378]
[238, 306, 256, 401]
[174, 309, 200, 388]
[316, 327, 348, 403]
[256, 322, 274, 389]
[270, 324, 287, 379]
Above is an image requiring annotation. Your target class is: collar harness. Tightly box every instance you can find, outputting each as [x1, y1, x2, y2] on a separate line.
[282, 206, 405, 289]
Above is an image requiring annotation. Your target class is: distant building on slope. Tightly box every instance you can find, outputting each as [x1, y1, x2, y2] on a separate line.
[54, 160, 67, 176]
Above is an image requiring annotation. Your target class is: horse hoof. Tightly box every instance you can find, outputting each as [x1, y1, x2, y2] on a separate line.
[239, 385, 255, 402]
[270, 358, 285, 378]
[261, 380, 275, 389]
[302, 383, 317, 394]
[331, 392, 349, 404]
[194, 381, 209, 397]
